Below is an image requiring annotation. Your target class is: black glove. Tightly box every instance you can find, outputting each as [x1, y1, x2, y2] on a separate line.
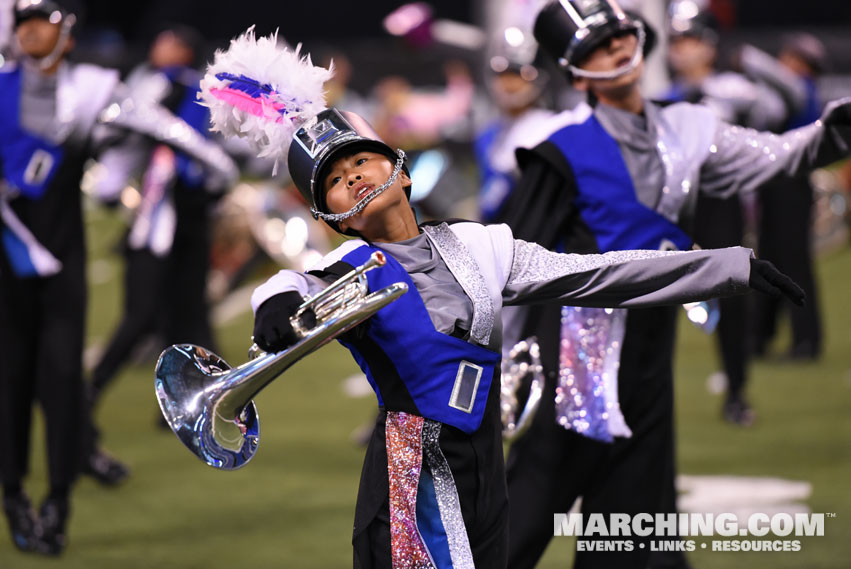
[252, 291, 314, 352]
[749, 258, 806, 306]
[822, 97, 851, 126]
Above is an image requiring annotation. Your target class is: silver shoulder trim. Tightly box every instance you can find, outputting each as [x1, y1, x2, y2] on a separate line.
[423, 223, 495, 346]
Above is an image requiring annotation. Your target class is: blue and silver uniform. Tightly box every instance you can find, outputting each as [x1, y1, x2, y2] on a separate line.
[251, 220, 753, 568]
[500, 95, 851, 567]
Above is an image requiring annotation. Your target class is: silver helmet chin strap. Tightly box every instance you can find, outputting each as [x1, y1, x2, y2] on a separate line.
[35, 14, 76, 71]
[567, 24, 646, 81]
[311, 149, 407, 223]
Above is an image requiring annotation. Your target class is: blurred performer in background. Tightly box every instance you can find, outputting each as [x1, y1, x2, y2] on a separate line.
[664, 0, 793, 425]
[499, 2, 851, 568]
[475, 0, 567, 224]
[0, 1, 235, 554]
[750, 32, 828, 361]
[474, 0, 588, 359]
[0, 0, 12, 59]
[84, 24, 236, 463]
[197, 30, 804, 569]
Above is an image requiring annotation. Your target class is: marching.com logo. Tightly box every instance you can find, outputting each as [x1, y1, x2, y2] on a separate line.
[553, 513, 832, 552]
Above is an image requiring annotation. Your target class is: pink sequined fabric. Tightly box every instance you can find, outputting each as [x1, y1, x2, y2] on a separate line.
[386, 411, 435, 569]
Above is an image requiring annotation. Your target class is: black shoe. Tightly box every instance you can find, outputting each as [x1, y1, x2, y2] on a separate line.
[36, 497, 68, 556]
[785, 342, 820, 361]
[2, 493, 41, 553]
[722, 397, 756, 427]
[82, 449, 131, 486]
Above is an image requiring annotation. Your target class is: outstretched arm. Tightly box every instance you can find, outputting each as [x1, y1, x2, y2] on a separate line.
[93, 82, 239, 192]
[502, 240, 802, 308]
[700, 97, 851, 197]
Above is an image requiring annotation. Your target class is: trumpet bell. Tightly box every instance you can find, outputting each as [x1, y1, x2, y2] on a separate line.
[155, 250, 409, 470]
[155, 344, 260, 469]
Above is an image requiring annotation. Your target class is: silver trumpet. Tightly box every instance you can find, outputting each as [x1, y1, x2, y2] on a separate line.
[500, 337, 545, 441]
[155, 251, 407, 470]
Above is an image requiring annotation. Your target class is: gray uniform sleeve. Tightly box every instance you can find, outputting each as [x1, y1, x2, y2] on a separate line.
[699, 97, 851, 197]
[502, 239, 753, 308]
[94, 82, 239, 192]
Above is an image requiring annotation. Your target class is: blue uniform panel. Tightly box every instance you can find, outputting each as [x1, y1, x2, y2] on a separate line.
[416, 467, 453, 567]
[787, 78, 821, 129]
[0, 68, 65, 200]
[474, 121, 515, 222]
[548, 116, 692, 253]
[1, 227, 38, 276]
[339, 244, 501, 434]
[174, 76, 210, 188]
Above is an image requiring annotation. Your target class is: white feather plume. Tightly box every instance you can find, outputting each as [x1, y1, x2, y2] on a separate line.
[199, 27, 334, 167]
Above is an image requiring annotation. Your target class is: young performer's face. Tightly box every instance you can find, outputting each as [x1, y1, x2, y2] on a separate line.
[573, 31, 644, 98]
[667, 35, 716, 76]
[489, 70, 541, 113]
[323, 150, 412, 236]
[15, 17, 63, 59]
[149, 30, 195, 69]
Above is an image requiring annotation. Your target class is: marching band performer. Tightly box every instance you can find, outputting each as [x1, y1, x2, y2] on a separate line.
[474, 0, 579, 224]
[663, 0, 799, 427]
[84, 24, 235, 465]
[474, 0, 589, 361]
[751, 32, 830, 361]
[498, 2, 851, 568]
[0, 0, 236, 555]
[198, 29, 804, 568]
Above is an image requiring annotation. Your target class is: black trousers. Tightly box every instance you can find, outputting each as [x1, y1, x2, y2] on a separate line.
[91, 247, 168, 392]
[87, 189, 215, 452]
[691, 193, 749, 400]
[752, 175, 821, 356]
[354, 384, 509, 568]
[506, 307, 683, 569]
[83, 248, 168, 454]
[92, 189, 215, 394]
[0, 248, 85, 489]
[163, 188, 216, 350]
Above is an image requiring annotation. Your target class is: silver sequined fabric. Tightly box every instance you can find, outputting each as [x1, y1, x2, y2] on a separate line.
[699, 99, 851, 197]
[556, 306, 631, 442]
[508, 240, 679, 286]
[653, 109, 693, 223]
[99, 93, 237, 182]
[423, 224, 495, 346]
[422, 421, 476, 569]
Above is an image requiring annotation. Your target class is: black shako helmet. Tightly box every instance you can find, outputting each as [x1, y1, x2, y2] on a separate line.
[534, 0, 655, 80]
[14, 0, 83, 70]
[14, 0, 81, 29]
[667, 0, 719, 44]
[485, 21, 550, 108]
[287, 108, 410, 234]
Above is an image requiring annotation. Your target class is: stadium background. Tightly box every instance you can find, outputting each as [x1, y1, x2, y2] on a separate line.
[0, 0, 849, 567]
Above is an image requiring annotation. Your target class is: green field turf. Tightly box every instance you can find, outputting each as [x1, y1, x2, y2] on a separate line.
[1, 206, 849, 568]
